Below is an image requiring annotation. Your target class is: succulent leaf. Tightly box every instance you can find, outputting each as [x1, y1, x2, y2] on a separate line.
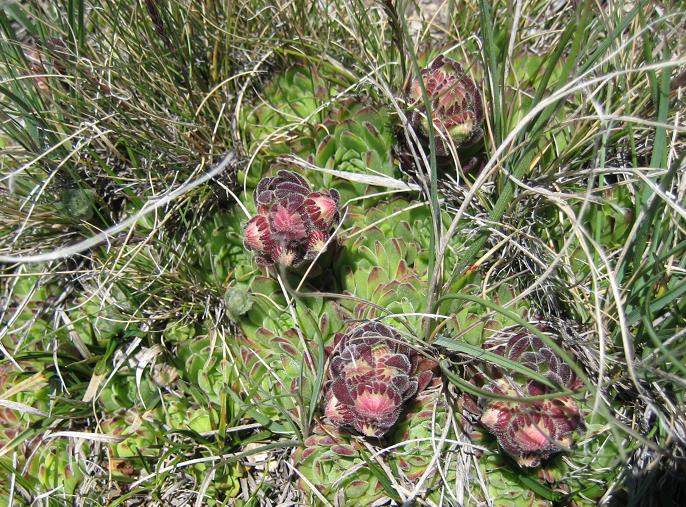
[292, 423, 386, 504]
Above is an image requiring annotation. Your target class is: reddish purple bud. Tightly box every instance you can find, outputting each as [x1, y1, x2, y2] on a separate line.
[269, 200, 308, 241]
[352, 382, 402, 419]
[305, 229, 330, 258]
[323, 321, 437, 438]
[304, 191, 340, 230]
[324, 388, 355, 426]
[481, 404, 511, 434]
[465, 327, 584, 467]
[499, 414, 558, 458]
[243, 215, 272, 252]
[270, 243, 301, 268]
[244, 170, 343, 270]
[407, 55, 484, 156]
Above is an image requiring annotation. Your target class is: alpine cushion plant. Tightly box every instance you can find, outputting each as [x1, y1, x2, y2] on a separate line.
[464, 327, 585, 467]
[407, 55, 484, 157]
[243, 170, 341, 268]
[324, 321, 436, 437]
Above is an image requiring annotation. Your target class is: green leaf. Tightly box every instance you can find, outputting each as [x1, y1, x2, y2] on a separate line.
[359, 452, 401, 502]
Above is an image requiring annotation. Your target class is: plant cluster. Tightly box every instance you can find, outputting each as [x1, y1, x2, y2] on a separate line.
[407, 55, 484, 156]
[243, 170, 342, 268]
[1, 1, 684, 505]
[323, 321, 436, 437]
[464, 327, 584, 467]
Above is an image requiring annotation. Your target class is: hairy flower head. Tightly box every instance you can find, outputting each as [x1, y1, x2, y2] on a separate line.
[408, 55, 484, 156]
[324, 321, 436, 437]
[243, 170, 342, 268]
[465, 328, 584, 467]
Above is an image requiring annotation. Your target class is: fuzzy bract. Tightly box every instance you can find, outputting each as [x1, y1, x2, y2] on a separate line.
[408, 55, 484, 156]
[243, 170, 341, 268]
[324, 321, 436, 437]
[465, 328, 584, 467]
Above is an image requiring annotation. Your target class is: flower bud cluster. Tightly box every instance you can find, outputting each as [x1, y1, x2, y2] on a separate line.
[243, 170, 341, 268]
[324, 321, 436, 438]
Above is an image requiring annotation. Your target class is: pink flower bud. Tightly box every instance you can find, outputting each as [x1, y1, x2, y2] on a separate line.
[270, 243, 301, 268]
[408, 55, 484, 156]
[464, 327, 584, 467]
[269, 199, 308, 241]
[243, 215, 272, 253]
[243, 170, 343, 269]
[305, 230, 330, 258]
[323, 321, 437, 438]
[304, 190, 340, 230]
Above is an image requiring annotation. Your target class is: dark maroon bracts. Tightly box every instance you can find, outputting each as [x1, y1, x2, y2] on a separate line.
[324, 321, 436, 438]
[408, 55, 484, 156]
[244, 170, 341, 268]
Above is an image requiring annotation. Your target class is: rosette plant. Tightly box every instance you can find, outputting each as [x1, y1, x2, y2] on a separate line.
[233, 273, 347, 431]
[323, 321, 437, 437]
[240, 65, 398, 198]
[464, 327, 585, 467]
[407, 55, 484, 157]
[243, 170, 341, 269]
[241, 65, 332, 160]
[291, 320, 446, 504]
[310, 101, 397, 205]
[336, 199, 432, 323]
